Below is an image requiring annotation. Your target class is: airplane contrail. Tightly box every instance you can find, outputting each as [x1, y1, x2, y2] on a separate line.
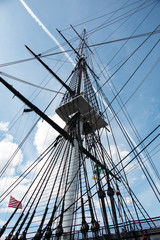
[19, 0, 76, 67]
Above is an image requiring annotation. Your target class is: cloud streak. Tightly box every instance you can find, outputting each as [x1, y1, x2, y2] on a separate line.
[19, 0, 76, 67]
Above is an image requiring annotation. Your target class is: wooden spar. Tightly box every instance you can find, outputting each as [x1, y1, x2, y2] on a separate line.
[70, 24, 93, 54]
[56, 28, 80, 57]
[0, 76, 116, 175]
[57, 28, 100, 82]
[77, 29, 86, 94]
[0, 76, 72, 142]
[25, 45, 75, 96]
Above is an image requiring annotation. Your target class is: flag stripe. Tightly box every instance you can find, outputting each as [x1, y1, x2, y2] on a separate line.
[8, 196, 22, 209]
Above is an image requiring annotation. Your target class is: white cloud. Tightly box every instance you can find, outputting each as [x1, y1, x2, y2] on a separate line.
[106, 145, 135, 173]
[0, 127, 28, 215]
[34, 114, 65, 154]
[123, 196, 132, 205]
[0, 176, 30, 205]
[0, 134, 23, 177]
[0, 113, 65, 214]
[0, 207, 20, 214]
[0, 121, 9, 132]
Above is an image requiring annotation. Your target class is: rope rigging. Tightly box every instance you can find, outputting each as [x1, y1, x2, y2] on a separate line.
[0, 3, 159, 239]
[0, 29, 159, 70]
[103, 38, 160, 113]
[60, 0, 154, 31]
[100, 82, 160, 202]
[92, 24, 160, 97]
[0, 72, 64, 94]
[86, 1, 160, 186]
[87, 0, 157, 36]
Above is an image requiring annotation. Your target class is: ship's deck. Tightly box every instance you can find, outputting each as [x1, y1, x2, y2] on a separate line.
[50, 217, 160, 239]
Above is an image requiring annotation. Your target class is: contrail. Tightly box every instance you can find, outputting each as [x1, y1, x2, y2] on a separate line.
[19, 0, 76, 67]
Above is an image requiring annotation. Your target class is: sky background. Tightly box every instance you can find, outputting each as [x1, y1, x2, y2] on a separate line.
[0, 0, 160, 234]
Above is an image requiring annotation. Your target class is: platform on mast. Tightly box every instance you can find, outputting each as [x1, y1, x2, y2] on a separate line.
[56, 94, 108, 132]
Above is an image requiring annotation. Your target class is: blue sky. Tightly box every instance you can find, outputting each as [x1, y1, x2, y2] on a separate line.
[0, 0, 160, 235]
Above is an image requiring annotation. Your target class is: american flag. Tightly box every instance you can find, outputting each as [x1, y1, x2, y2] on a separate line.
[8, 196, 22, 209]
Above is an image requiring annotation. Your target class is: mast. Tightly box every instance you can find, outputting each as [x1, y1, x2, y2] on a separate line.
[77, 28, 86, 94]
[0, 26, 160, 240]
[55, 28, 109, 238]
[62, 29, 86, 237]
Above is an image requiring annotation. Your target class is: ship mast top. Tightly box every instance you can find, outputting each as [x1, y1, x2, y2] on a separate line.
[77, 28, 86, 94]
[56, 28, 108, 133]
